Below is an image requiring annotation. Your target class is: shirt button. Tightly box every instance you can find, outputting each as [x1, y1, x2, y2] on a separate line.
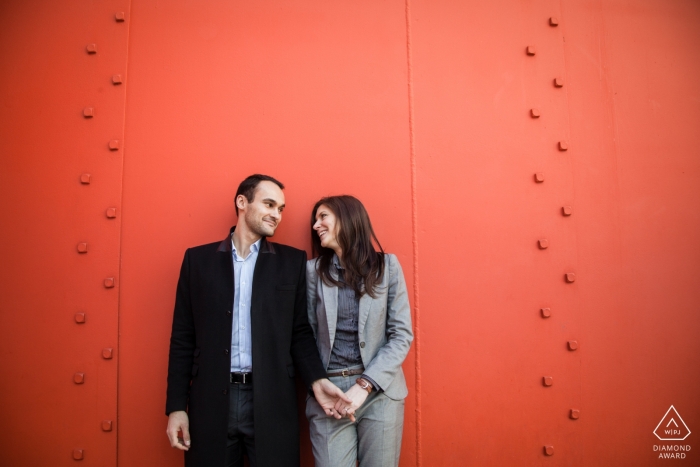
[360, 342, 365, 348]
[223, 389, 228, 395]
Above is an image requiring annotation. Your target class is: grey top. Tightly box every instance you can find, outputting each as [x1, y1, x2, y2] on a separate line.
[327, 255, 363, 370]
[307, 253, 413, 399]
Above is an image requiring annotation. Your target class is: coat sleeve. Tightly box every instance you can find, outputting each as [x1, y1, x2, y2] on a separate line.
[291, 251, 327, 388]
[165, 249, 196, 415]
[362, 254, 414, 391]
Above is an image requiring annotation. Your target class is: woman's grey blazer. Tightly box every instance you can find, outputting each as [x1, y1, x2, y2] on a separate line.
[306, 254, 414, 400]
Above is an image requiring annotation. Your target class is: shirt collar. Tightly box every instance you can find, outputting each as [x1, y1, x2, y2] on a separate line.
[232, 237, 261, 259]
[217, 226, 276, 254]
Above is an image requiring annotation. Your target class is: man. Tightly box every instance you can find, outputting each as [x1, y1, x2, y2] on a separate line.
[166, 174, 350, 467]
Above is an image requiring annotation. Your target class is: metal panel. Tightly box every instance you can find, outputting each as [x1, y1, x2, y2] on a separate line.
[0, 1, 130, 466]
[409, 1, 582, 464]
[409, 0, 700, 464]
[116, 1, 414, 466]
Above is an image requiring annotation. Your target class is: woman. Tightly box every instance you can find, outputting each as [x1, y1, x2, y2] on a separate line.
[306, 195, 413, 467]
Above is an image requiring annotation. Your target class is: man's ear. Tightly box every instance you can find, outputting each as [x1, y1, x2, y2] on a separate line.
[235, 194, 247, 212]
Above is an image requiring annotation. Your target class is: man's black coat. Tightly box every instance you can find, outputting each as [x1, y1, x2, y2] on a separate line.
[166, 228, 326, 467]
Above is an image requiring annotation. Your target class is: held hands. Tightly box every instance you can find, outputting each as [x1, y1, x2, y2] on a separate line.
[166, 411, 191, 451]
[333, 384, 369, 422]
[312, 378, 354, 420]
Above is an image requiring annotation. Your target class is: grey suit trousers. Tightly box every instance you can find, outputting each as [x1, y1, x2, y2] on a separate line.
[306, 373, 405, 467]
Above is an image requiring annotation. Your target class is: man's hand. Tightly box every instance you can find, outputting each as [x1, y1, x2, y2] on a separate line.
[312, 378, 354, 420]
[334, 384, 369, 421]
[166, 411, 191, 451]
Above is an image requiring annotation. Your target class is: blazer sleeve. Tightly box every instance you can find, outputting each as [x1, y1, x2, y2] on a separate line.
[362, 254, 414, 391]
[290, 251, 327, 388]
[165, 249, 196, 415]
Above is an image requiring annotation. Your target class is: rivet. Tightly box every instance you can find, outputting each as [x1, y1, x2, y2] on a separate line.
[115, 12, 126, 22]
[568, 340, 578, 350]
[102, 420, 113, 431]
[538, 239, 549, 249]
[77, 242, 88, 253]
[75, 313, 86, 324]
[526, 46, 536, 56]
[112, 74, 123, 85]
[102, 348, 113, 359]
[565, 273, 576, 283]
[104, 277, 115, 288]
[549, 17, 559, 26]
[540, 308, 551, 318]
[83, 107, 94, 118]
[558, 140, 568, 151]
[534, 173, 544, 183]
[544, 445, 554, 456]
[73, 448, 84, 460]
[554, 77, 564, 87]
[570, 409, 580, 420]
[106, 208, 117, 218]
[530, 108, 541, 118]
[108, 140, 120, 150]
[74, 373, 85, 384]
[543, 376, 553, 386]
[86, 43, 97, 54]
[562, 205, 573, 216]
[80, 173, 91, 184]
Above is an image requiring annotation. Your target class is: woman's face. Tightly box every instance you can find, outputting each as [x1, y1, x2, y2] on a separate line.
[313, 204, 341, 255]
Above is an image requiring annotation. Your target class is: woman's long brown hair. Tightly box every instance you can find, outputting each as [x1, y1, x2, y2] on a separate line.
[311, 195, 385, 298]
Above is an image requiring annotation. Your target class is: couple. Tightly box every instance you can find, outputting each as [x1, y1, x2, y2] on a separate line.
[165, 174, 413, 467]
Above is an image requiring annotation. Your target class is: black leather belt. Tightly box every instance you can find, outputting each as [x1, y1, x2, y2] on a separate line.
[327, 368, 364, 377]
[230, 372, 252, 384]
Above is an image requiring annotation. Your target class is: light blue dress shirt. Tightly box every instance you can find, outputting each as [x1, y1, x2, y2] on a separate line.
[230, 237, 261, 372]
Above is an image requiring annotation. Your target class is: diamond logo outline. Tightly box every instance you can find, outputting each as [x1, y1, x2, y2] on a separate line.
[653, 405, 691, 441]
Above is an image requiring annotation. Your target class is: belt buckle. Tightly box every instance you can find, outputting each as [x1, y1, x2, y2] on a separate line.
[341, 369, 349, 377]
[231, 372, 249, 384]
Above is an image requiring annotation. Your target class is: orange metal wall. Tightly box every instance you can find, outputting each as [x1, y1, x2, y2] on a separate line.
[1, 1, 699, 466]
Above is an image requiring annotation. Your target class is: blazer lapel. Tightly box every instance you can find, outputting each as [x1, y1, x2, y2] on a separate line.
[251, 237, 275, 318]
[321, 269, 339, 356]
[357, 293, 373, 338]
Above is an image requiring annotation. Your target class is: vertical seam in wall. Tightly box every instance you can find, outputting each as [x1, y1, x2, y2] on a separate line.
[115, 1, 134, 464]
[557, 1, 584, 463]
[404, 0, 421, 465]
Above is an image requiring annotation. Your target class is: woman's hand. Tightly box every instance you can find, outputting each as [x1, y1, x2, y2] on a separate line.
[312, 378, 353, 419]
[334, 384, 370, 422]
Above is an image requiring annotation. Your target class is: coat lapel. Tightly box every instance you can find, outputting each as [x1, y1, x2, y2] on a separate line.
[358, 293, 373, 338]
[321, 267, 339, 356]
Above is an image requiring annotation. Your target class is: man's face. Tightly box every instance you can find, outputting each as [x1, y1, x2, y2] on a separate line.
[238, 181, 285, 237]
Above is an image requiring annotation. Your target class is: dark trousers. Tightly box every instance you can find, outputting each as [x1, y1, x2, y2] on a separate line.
[225, 382, 256, 467]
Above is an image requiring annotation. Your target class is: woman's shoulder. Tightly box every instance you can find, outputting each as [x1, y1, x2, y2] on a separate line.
[383, 252, 398, 265]
[306, 257, 320, 274]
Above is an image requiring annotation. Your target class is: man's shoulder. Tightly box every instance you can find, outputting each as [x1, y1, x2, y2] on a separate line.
[266, 240, 305, 258]
[184, 240, 224, 256]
